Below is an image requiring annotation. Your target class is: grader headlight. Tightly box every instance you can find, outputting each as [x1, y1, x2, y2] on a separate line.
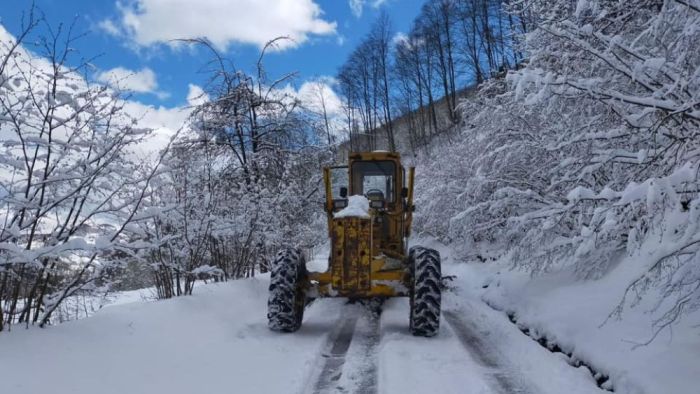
[333, 199, 348, 209]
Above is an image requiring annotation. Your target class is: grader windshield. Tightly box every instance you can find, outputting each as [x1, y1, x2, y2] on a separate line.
[351, 161, 396, 203]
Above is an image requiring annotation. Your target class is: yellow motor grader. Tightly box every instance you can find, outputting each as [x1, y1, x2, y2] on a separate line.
[267, 151, 441, 336]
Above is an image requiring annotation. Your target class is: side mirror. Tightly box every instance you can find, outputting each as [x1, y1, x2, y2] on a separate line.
[401, 187, 408, 198]
[339, 187, 348, 198]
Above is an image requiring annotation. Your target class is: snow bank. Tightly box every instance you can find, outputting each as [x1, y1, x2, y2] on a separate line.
[455, 247, 700, 394]
[334, 195, 370, 219]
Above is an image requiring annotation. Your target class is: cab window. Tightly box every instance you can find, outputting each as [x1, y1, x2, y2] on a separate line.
[329, 166, 348, 199]
[351, 161, 396, 202]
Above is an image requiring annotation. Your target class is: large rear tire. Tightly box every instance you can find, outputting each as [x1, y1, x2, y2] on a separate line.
[267, 248, 307, 332]
[409, 246, 441, 337]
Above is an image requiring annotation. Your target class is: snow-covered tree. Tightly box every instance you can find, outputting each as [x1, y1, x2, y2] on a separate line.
[132, 39, 330, 299]
[414, 0, 700, 334]
[0, 15, 172, 329]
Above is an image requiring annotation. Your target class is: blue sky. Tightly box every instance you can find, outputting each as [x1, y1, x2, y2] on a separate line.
[0, 0, 424, 109]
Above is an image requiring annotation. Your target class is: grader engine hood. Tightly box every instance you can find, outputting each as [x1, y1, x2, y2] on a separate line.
[323, 194, 408, 297]
[331, 216, 372, 294]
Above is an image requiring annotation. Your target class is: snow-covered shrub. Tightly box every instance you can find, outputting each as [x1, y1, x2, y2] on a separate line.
[130, 40, 331, 298]
[0, 19, 165, 329]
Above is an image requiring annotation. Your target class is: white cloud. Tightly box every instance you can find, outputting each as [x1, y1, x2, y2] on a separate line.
[102, 0, 337, 51]
[186, 84, 209, 107]
[349, 0, 364, 18]
[0, 23, 16, 43]
[97, 19, 120, 36]
[392, 32, 408, 46]
[336, 35, 346, 46]
[96, 66, 169, 99]
[121, 101, 191, 156]
[1, 24, 189, 157]
[297, 77, 343, 118]
[288, 77, 347, 141]
[348, 0, 389, 18]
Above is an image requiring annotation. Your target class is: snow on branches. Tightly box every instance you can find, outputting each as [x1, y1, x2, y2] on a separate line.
[0, 16, 170, 330]
[414, 0, 700, 333]
[129, 39, 330, 299]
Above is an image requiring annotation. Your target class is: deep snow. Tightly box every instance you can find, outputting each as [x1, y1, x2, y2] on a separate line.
[0, 278, 344, 394]
[467, 257, 700, 394]
[0, 241, 696, 394]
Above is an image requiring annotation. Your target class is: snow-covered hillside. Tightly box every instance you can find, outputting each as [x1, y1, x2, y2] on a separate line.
[409, 4, 700, 389]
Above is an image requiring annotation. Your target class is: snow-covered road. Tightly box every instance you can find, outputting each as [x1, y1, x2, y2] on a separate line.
[302, 296, 603, 394]
[0, 259, 606, 394]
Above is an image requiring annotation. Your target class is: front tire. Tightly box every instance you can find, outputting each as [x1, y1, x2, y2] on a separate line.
[268, 248, 307, 332]
[409, 246, 441, 337]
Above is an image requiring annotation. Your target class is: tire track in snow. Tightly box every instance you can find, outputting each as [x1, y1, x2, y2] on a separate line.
[312, 312, 359, 393]
[444, 310, 533, 394]
[351, 307, 381, 394]
[308, 303, 382, 394]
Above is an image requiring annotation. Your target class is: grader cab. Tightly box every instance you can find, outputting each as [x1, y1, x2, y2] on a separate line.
[267, 151, 441, 336]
